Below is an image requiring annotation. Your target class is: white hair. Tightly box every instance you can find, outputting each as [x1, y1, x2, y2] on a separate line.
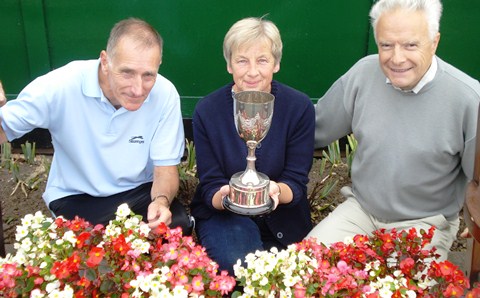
[370, 0, 443, 41]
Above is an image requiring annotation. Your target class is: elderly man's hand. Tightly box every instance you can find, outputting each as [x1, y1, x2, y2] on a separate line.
[0, 81, 6, 107]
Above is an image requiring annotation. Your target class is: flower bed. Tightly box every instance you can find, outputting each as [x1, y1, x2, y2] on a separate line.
[1, 205, 479, 297]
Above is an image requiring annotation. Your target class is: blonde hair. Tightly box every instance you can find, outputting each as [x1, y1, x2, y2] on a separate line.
[223, 17, 282, 68]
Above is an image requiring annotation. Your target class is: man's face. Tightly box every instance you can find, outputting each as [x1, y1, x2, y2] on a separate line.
[227, 40, 280, 93]
[376, 8, 440, 91]
[100, 36, 161, 111]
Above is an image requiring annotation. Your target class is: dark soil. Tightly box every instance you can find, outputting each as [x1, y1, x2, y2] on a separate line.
[0, 154, 467, 252]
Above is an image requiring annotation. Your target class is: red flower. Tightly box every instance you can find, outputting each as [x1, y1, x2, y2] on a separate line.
[51, 261, 71, 279]
[76, 231, 91, 248]
[69, 216, 91, 231]
[444, 283, 466, 297]
[86, 247, 105, 267]
[111, 234, 130, 256]
[399, 257, 415, 274]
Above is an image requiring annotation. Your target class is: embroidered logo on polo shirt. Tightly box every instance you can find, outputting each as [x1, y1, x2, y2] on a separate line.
[129, 136, 145, 144]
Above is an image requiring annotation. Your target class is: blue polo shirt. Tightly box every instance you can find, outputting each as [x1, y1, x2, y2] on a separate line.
[0, 59, 184, 205]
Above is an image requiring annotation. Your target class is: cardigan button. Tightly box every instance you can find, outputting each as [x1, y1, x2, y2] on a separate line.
[276, 232, 283, 239]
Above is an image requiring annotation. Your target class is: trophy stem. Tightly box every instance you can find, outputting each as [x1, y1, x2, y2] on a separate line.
[240, 140, 259, 184]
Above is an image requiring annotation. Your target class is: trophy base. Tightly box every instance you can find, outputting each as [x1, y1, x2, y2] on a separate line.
[222, 195, 274, 216]
[225, 172, 274, 216]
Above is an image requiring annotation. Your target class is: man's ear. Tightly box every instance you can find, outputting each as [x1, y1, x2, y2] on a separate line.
[99, 50, 109, 72]
[431, 32, 441, 55]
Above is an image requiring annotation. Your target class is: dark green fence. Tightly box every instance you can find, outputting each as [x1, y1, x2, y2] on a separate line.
[1, 0, 479, 118]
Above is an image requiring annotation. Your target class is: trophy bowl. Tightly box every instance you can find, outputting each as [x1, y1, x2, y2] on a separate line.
[223, 90, 275, 216]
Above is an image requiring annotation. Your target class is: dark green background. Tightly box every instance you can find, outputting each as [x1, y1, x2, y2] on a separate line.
[1, 0, 479, 117]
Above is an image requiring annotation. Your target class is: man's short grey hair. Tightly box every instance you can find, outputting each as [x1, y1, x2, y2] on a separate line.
[106, 17, 163, 60]
[223, 17, 283, 68]
[369, 0, 443, 41]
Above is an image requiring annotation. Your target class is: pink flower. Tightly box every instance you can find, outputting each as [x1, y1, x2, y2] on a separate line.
[294, 283, 307, 297]
[336, 260, 349, 273]
[163, 243, 179, 261]
[191, 275, 204, 292]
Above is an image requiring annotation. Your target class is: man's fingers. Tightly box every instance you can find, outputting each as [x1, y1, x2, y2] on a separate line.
[0, 81, 6, 107]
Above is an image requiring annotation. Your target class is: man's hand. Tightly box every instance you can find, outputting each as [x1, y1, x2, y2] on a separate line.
[0, 81, 6, 107]
[147, 198, 172, 229]
[460, 227, 471, 238]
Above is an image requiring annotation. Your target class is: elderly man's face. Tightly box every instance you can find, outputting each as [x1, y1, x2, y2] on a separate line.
[100, 36, 161, 111]
[376, 8, 440, 91]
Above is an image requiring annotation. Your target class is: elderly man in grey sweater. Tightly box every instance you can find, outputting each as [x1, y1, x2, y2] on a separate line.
[307, 0, 480, 261]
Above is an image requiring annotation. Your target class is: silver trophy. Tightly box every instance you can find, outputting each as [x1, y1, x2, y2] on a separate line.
[223, 90, 275, 216]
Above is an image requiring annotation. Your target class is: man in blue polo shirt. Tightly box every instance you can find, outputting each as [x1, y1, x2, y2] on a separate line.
[0, 18, 191, 232]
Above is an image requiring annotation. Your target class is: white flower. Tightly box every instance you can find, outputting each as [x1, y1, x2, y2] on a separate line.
[15, 225, 29, 241]
[57, 284, 74, 298]
[130, 239, 150, 254]
[124, 217, 140, 229]
[116, 203, 132, 219]
[104, 224, 118, 237]
[259, 276, 269, 286]
[30, 289, 45, 298]
[20, 237, 33, 252]
[138, 275, 152, 292]
[406, 290, 417, 298]
[46, 280, 61, 294]
[139, 222, 151, 236]
[48, 231, 58, 240]
[20, 213, 35, 226]
[343, 236, 354, 245]
[171, 285, 189, 297]
[62, 230, 77, 246]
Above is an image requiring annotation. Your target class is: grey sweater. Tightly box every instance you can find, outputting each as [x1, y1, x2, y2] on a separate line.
[315, 55, 480, 221]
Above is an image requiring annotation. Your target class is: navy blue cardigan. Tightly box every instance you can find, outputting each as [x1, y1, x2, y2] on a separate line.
[191, 81, 315, 246]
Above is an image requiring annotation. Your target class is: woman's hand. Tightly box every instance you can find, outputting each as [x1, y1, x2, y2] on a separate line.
[213, 185, 231, 210]
[269, 181, 281, 210]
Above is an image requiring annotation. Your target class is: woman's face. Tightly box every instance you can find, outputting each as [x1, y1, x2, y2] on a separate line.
[227, 40, 280, 93]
